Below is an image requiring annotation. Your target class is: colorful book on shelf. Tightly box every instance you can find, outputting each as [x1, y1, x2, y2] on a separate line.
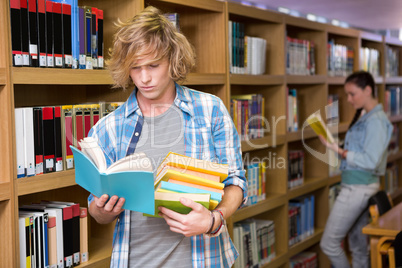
[48, 216, 57, 268]
[71, 137, 155, 214]
[156, 151, 229, 182]
[306, 111, 335, 143]
[79, 207, 88, 263]
[144, 191, 210, 218]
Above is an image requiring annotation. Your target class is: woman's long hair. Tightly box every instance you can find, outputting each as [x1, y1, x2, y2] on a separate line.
[345, 71, 376, 130]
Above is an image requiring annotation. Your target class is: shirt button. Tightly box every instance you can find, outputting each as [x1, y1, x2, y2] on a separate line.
[135, 132, 139, 136]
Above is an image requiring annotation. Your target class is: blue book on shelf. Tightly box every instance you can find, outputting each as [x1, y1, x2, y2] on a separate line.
[70, 146, 155, 214]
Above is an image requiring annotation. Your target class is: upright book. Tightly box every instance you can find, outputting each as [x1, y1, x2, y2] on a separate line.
[10, 0, 23, 66]
[28, 0, 38, 66]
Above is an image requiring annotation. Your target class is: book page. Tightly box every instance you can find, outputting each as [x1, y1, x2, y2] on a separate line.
[306, 112, 334, 143]
[106, 152, 153, 174]
[79, 137, 107, 172]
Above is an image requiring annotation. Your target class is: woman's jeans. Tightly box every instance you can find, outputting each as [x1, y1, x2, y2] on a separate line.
[320, 183, 379, 268]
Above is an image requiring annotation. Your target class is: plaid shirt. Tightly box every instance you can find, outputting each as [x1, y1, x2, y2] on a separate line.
[88, 83, 247, 268]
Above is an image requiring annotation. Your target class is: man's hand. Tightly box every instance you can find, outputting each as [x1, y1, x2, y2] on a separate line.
[89, 194, 125, 224]
[158, 197, 213, 237]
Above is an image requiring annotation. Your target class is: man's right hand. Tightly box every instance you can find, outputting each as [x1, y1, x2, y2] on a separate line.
[89, 194, 125, 224]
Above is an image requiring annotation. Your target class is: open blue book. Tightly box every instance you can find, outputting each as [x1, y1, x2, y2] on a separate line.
[70, 138, 155, 214]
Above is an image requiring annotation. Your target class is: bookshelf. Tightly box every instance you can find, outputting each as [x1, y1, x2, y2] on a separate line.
[3, 0, 402, 267]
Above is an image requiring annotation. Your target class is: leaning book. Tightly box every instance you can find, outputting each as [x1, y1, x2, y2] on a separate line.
[71, 137, 155, 214]
[306, 111, 335, 143]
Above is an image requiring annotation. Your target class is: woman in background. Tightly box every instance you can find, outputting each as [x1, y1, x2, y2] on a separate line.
[319, 70, 393, 268]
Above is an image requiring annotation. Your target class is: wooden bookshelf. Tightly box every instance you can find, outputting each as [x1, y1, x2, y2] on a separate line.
[2, 0, 402, 267]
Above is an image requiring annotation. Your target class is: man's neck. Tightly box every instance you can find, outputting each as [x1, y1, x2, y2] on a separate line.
[137, 90, 176, 117]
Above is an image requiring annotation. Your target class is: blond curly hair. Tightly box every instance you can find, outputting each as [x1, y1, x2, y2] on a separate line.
[107, 6, 196, 90]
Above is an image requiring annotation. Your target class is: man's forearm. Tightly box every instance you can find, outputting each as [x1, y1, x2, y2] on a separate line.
[215, 185, 244, 219]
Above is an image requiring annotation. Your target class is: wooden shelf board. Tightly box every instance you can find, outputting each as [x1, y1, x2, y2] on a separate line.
[230, 74, 285, 85]
[287, 122, 348, 143]
[79, 237, 112, 267]
[288, 177, 327, 200]
[260, 252, 287, 268]
[157, 0, 224, 12]
[228, 2, 283, 23]
[241, 134, 286, 152]
[0, 67, 6, 85]
[284, 15, 325, 31]
[326, 25, 360, 37]
[327, 76, 346, 85]
[232, 193, 287, 223]
[286, 75, 326, 84]
[288, 228, 324, 257]
[374, 76, 384, 84]
[384, 36, 402, 46]
[286, 129, 314, 143]
[0, 182, 11, 201]
[183, 73, 226, 85]
[17, 170, 76, 196]
[328, 122, 349, 135]
[387, 150, 402, 163]
[360, 31, 383, 42]
[328, 174, 341, 186]
[390, 114, 402, 123]
[12, 68, 113, 85]
[385, 76, 402, 85]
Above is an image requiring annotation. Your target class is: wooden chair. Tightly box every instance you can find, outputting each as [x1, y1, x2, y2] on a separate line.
[368, 190, 394, 268]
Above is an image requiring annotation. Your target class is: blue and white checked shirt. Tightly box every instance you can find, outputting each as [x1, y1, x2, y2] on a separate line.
[88, 83, 247, 268]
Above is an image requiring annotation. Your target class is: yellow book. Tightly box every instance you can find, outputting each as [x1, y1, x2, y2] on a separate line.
[306, 111, 335, 143]
[155, 166, 225, 190]
[156, 152, 229, 182]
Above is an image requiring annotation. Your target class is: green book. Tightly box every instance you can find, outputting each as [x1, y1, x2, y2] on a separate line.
[145, 191, 210, 218]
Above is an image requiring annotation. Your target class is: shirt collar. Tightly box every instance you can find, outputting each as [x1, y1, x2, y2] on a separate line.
[124, 82, 193, 118]
[360, 103, 383, 121]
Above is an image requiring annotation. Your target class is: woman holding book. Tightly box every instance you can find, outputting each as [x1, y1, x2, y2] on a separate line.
[319, 70, 393, 268]
[86, 6, 247, 268]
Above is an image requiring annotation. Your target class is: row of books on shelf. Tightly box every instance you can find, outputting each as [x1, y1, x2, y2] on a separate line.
[230, 93, 265, 141]
[19, 201, 88, 268]
[359, 47, 380, 77]
[289, 194, 315, 246]
[228, 21, 267, 75]
[385, 45, 400, 77]
[288, 150, 304, 189]
[287, 88, 299, 132]
[327, 39, 354, 77]
[385, 86, 402, 116]
[10, 0, 104, 69]
[14, 102, 122, 178]
[288, 89, 340, 134]
[385, 163, 399, 194]
[244, 161, 266, 206]
[286, 36, 316, 76]
[289, 251, 318, 268]
[388, 123, 399, 155]
[233, 219, 276, 268]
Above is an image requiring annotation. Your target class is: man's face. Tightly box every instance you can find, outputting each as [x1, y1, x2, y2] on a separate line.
[129, 55, 175, 103]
